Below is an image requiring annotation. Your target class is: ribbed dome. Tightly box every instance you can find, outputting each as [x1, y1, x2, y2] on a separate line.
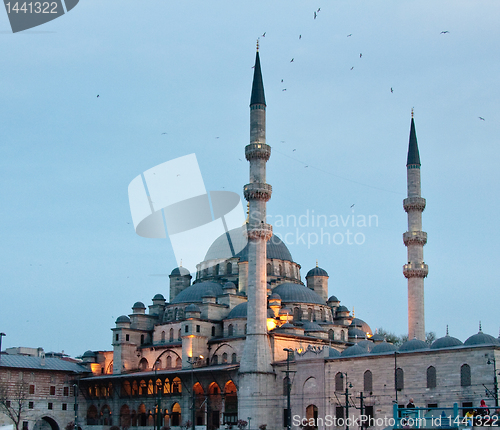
[269, 293, 281, 301]
[399, 338, 428, 352]
[464, 331, 499, 346]
[371, 341, 397, 354]
[115, 315, 130, 324]
[204, 226, 293, 262]
[272, 283, 324, 305]
[341, 344, 368, 357]
[132, 301, 145, 309]
[171, 281, 223, 304]
[170, 266, 191, 276]
[226, 302, 274, 319]
[306, 266, 329, 277]
[328, 347, 341, 358]
[223, 282, 237, 290]
[431, 335, 463, 350]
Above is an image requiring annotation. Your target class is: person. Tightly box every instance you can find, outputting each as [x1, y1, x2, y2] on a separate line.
[406, 399, 416, 408]
[464, 409, 474, 428]
[478, 399, 490, 416]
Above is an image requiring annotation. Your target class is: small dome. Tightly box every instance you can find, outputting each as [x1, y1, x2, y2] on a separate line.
[357, 340, 374, 352]
[464, 331, 499, 346]
[82, 350, 96, 358]
[337, 305, 349, 313]
[226, 302, 274, 319]
[350, 318, 372, 336]
[371, 341, 397, 354]
[272, 283, 325, 305]
[223, 282, 237, 290]
[153, 294, 165, 300]
[370, 333, 385, 342]
[328, 295, 339, 302]
[328, 347, 341, 358]
[132, 301, 145, 309]
[171, 281, 223, 304]
[280, 323, 295, 329]
[302, 321, 326, 332]
[185, 304, 201, 313]
[269, 293, 281, 301]
[306, 266, 329, 278]
[115, 315, 130, 324]
[341, 344, 368, 357]
[279, 308, 292, 315]
[431, 335, 463, 349]
[202, 290, 216, 298]
[170, 266, 191, 276]
[348, 327, 367, 339]
[399, 338, 428, 352]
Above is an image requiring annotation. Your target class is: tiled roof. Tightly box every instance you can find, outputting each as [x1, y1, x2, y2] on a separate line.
[0, 355, 88, 373]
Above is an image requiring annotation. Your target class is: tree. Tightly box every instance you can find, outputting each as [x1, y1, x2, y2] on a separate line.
[0, 380, 29, 430]
[376, 328, 403, 346]
[426, 331, 436, 345]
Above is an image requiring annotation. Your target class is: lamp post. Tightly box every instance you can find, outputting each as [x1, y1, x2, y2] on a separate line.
[394, 351, 399, 404]
[0, 333, 5, 365]
[340, 373, 352, 430]
[283, 348, 293, 430]
[487, 356, 499, 407]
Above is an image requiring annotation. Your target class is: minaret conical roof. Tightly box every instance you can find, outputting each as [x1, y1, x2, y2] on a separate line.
[406, 116, 420, 166]
[250, 51, 266, 106]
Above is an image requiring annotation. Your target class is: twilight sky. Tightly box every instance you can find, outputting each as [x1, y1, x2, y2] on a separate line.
[1, 0, 499, 358]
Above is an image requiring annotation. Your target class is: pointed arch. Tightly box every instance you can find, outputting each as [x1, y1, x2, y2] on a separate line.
[120, 404, 131, 427]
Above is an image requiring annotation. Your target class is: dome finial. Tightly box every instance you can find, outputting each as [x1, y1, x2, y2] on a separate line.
[446, 325, 449, 336]
[411, 107, 414, 118]
[256, 38, 259, 52]
[479, 321, 482, 332]
[352, 306, 355, 317]
[180, 259, 183, 267]
[316, 259, 318, 267]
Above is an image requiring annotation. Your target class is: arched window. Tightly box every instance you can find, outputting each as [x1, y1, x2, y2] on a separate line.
[364, 370, 373, 392]
[211, 326, 216, 336]
[139, 380, 147, 396]
[328, 329, 334, 340]
[175, 357, 181, 368]
[340, 331, 345, 341]
[396, 368, 404, 391]
[177, 329, 181, 341]
[171, 403, 181, 427]
[172, 378, 182, 394]
[228, 324, 233, 337]
[279, 264, 284, 277]
[169, 328, 174, 342]
[161, 331, 165, 342]
[222, 353, 228, 363]
[140, 334, 145, 345]
[427, 366, 436, 388]
[166, 356, 172, 368]
[120, 404, 131, 427]
[335, 372, 343, 392]
[231, 353, 237, 363]
[293, 307, 300, 321]
[87, 405, 98, 425]
[212, 355, 218, 365]
[461, 364, 471, 387]
[138, 404, 147, 426]
[320, 309, 324, 321]
[226, 262, 232, 275]
[215, 264, 220, 275]
[267, 263, 272, 275]
[139, 358, 148, 371]
[147, 380, 154, 395]
[131, 381, 138, 396]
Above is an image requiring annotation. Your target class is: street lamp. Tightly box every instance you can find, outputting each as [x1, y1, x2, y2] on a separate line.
[487, 356, 499, 407]
[339, 373, 353, 430]
[187, 355, 204, 430]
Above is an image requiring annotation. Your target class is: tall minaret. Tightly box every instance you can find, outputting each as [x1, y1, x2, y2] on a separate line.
[238, 45, 275, 426]
[403, 110, 428, 341]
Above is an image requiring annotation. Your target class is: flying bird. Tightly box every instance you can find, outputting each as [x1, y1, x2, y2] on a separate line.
[347, 34, 352, 37]
[350, 66, 354, 70]
[390, 87, 393, 93]
[282, 89, 287, 91]
[290, 58, 294, 62]
[360, 53, 362, 58]
[314, 11, 317, 19]
[281, 79, 283, 82]
[478, 117, 485, 121]
[317, 8, 320, 12]
[292, 149, 296, 152]
[262, 32, 266, 37]
[97, 95, 99, 98]
[440, 31, 449, 34]
[299, 35, 302, 39]
[161, 132, 167, 135]
[304, 165, 308, 168]
[350, 204, 355, 208]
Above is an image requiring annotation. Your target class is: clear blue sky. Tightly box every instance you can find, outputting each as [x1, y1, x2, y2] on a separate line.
[1, 1, 499, 358]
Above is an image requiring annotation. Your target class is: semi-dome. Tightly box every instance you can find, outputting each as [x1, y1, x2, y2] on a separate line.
[171, 281, 223, 304]
[431, 335, 463, 349]
[272, 283, 324, 305]
[464, 331, 499, 346]
[204, 226, 293, 262]
[226, 302, 274, 319]
[306, 266, 329, 278]
[399, 338, 428, 352]
[371, 341, 397, 354]
[170, 266, 191, 276]
[115, 315, 130, 324]
[341, 344, 368, 357]
[132, 301, 145, 309]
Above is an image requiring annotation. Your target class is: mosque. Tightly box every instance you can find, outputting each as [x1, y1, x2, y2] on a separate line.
[76, 49, 499, 430]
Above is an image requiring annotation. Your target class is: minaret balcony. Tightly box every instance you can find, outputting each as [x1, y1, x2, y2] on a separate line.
[403, 231, 427, 246]
[245, 143, 271, 161]
[403, 197, 426, 213]
[403, 263, 429, 278]
[247, 223, 273, 241]
[244, 183, 272, 202]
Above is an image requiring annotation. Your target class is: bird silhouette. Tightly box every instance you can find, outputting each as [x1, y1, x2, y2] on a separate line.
[479, 117, 485, 121]
[350, 66, 354, 70]
[390, 88, 393, 93]
[350, 204, 355, 208]
[281, 79, 283, 82]
[161, 132, 167, 135]
[290, 58, 294, 62]
[317, 8, 320, 12]
[314, 11, 317, 19]
[440, 31, 449, 34]
[97, 95, 99, 98]
[282, 89, 287, 91]
[347, 34, 352, 37]
[299, 35, 302, 39]
[262, 32, 266, 37]
[292, 149, 296, 152]
[360, 53, 362, 58]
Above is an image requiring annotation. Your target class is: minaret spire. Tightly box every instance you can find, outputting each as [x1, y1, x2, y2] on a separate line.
[238, 48, 274, 426]
[403, 111, 428, 341]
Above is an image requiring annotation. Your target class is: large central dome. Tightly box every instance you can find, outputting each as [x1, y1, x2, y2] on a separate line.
[204, 225, 293, 262]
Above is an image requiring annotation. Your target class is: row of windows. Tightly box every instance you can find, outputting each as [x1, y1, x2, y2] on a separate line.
[25, 384, 72, 396]
[16, 401, 74, 411]
[330, 364, 473, 393]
